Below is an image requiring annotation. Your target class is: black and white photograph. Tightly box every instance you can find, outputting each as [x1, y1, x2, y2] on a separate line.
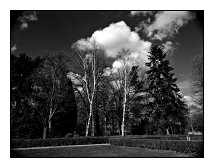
[10, 10, 204, 158]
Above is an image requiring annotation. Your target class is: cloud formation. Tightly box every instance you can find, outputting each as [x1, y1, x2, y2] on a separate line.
[18, 11, 38, 30]
[75, 21, 152, 70]
[11, 44, 17, 52]
[133, 11, 194, 40]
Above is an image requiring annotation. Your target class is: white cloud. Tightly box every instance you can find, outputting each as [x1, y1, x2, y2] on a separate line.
[137, 11, 194, 40]
[20, 22, 28, 30]
[18, 11, 38, 30]
[11, 44, 17, 52]
[74, 21, 152, 70]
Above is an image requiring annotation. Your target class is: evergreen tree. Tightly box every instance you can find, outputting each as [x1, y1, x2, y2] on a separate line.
[145, 45, 188, 134]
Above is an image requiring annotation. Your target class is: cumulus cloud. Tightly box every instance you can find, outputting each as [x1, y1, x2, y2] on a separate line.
[11, 44, 17, 52]
[18, 11, 38, 30]
[20, 22, 28, 29]
[74, 21, 152, 71]
[135, 11, 194, 40]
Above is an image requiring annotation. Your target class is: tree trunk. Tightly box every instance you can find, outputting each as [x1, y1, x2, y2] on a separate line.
[166, 128, 170, 135]
[191, 123, 194, 132]
[104, 116, 107, 132]
[43, 126, 47, 139]
[48, 98, 53, 137]
[121, 102, 126, 136]
[121, 70, 127, 136]
[86, 102, 93, 136]
[43, 118, 47, 139]
[91, 112, 95, 136]
[48, 117, 52, 136]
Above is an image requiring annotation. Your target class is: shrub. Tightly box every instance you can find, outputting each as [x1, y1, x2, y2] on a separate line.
[104, 131, 111, 136]
[118, 134, 203, 141]
[109, 138, 203, 157]
[11, 137, 109, 148]
[65, 133, 73, 138]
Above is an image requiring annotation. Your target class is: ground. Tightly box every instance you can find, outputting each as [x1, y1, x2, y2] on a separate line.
[11, 144, 193, 158]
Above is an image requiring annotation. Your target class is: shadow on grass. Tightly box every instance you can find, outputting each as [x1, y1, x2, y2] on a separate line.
[11, 145, 194, 158]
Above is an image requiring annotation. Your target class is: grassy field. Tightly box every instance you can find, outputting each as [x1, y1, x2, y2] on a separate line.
[11, 144, 193, 158]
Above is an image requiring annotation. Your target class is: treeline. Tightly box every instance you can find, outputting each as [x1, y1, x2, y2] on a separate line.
[11, 53, 77, 139]
[10, 45, 202, 139]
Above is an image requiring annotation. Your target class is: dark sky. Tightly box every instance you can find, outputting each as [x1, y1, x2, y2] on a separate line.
[11, 10, 203, 97]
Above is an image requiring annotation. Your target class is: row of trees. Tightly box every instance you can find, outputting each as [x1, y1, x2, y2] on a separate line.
[11, 44, 202, 139]
[11, 53, 77, 139]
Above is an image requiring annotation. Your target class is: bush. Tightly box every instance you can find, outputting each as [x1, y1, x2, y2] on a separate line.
[114, 134, 203, 141]
[11, 137, 109, 148]
[65, 133, 73, 138]
[109, 138, 203, 157]
[104, 131, 111, 136]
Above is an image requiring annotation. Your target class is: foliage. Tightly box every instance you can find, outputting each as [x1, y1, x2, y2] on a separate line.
[11, 45, 195, 139]
[30, 53, 75, 139]
[71, 42, 106, 136]
[109, 137, 203, 157]
[11, 137, 109, 148]
[51, 79, 77, 137]
[191, 55, 203, 107]
[190, 55, 203, 132]
[145, 45, 189, 134]
[11, 53, 43, 139]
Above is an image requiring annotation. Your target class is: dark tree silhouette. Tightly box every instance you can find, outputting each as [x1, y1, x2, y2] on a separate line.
[10, 53, 43, 138]
[54, 79, 77, 137]
[145, 45, 188, 134]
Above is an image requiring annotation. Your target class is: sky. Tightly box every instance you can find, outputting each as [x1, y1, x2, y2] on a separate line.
[10, 10, 203, 97]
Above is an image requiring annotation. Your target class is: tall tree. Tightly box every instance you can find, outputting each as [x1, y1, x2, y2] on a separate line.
[192, 55, 203, 107]
[71, 42, 105, 136]
[191, 54, 204, 132]
[145, 45, 188, 134]
[31, 53, 69, 139]
[11, 53, 43, 138]
[111, 49, 147, 136]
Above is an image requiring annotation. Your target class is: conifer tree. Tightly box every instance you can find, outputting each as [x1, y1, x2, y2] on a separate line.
[145, 45, 188, 134]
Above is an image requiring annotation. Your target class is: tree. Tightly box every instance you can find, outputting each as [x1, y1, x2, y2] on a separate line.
[192, 55, 203, 107]
[145, 45, 188, 134]
[71, 42, 105, 136]
[190, 54, 204, 132]
[11, 53, 43, 138]
[31, 53, 70, 139]
[111, 49, 147, 136]
[52, 78, 77, 137]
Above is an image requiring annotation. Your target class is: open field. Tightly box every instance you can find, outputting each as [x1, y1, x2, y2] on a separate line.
[11, 144, 193, 158]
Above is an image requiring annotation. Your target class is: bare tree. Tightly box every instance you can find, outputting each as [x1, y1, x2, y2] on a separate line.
[31, 53, 69, 139]
[71, 42, 105, 136]
[110, 49, 147, 136]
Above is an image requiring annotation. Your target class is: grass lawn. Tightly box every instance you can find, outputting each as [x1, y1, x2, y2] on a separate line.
[11, 144, 194, 158]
